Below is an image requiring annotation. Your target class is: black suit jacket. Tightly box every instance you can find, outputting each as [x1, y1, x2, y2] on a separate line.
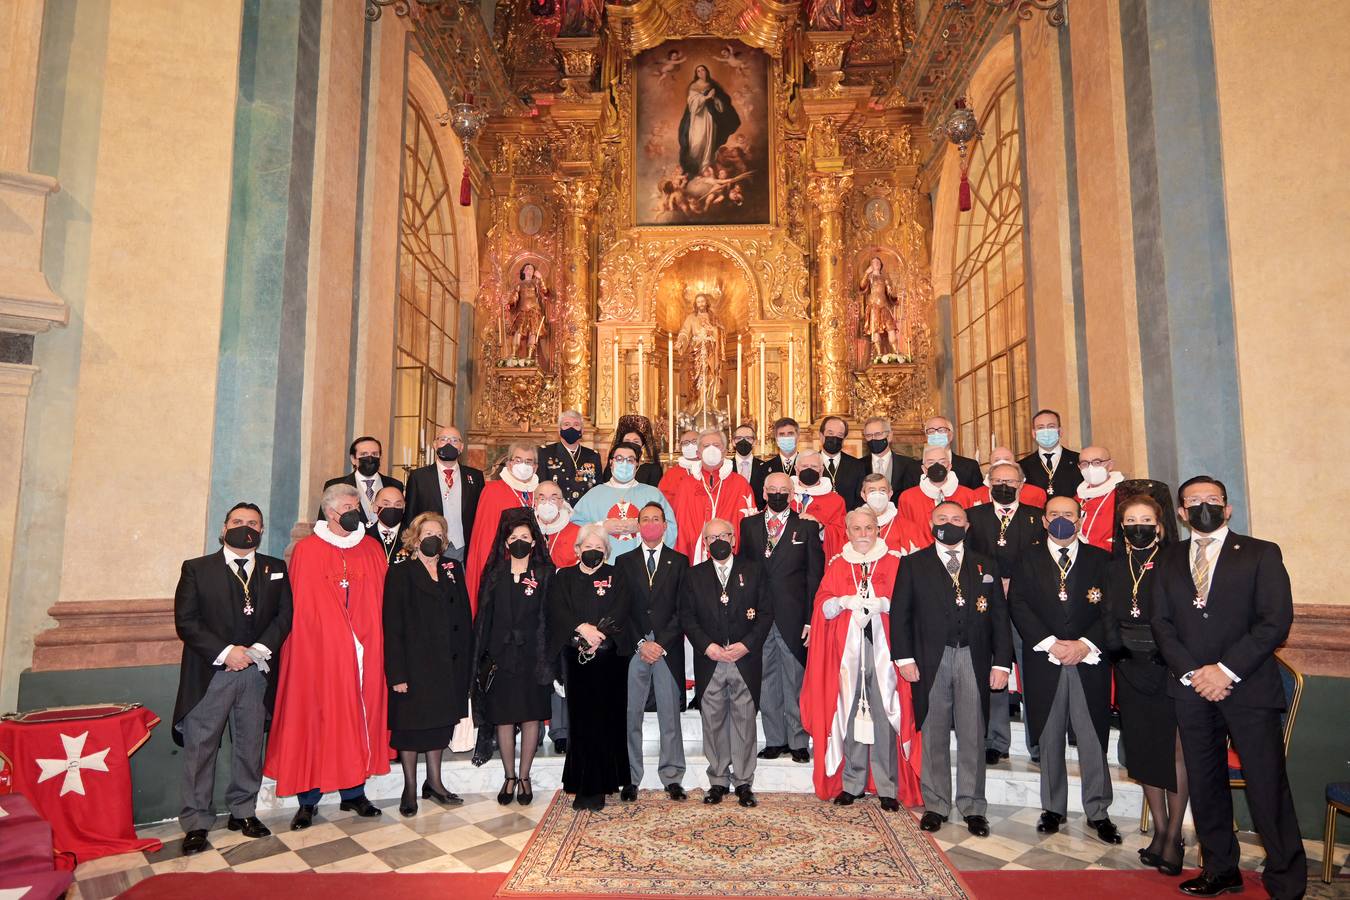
[823, 452, 868, 509]
[899, 452, 983, 491]
[731, 456, 770, 508]
[319, 471, 405, 525]
[366, 522, 407, 564]
[1008, 541, 1113, 746]
[737, 511, 824, 663]
[403, 463, 484, 555]
[681, 557, 773, 708]
[891, 544, 1012, 729]
[1150, 532, 1292, 709]
[966, 502, 1045, 578]
[1018, 447, 1083, 499]
[539, 441, 602, 506]
[172, 551, 293, 745]
[764, 454, 799, 479]
[615, 544, 688, 696]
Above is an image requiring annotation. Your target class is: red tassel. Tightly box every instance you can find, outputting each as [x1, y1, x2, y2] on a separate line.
[958, 171, 972, 212]
[459, 166, 471, 206]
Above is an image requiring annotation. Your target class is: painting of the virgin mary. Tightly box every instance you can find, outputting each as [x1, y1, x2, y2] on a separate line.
[678, 65, 741, 178]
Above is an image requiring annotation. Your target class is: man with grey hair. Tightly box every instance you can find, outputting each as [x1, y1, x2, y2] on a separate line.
[670, 429, 756, 566]
[540, 409, 601, 507]
[404, 424, 484, 563]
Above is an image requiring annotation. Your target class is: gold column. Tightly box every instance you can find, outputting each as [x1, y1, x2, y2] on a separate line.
[553, 174, 599, 414]
[806, 171, 854, 416]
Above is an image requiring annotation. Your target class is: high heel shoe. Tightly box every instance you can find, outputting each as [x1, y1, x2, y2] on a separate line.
[422, 781, 464, 806]
[497, 776, 518, 805]
[1157, 839, 1185, 877]
[399, 787, 417, 818]
[516, 776, 534, 806]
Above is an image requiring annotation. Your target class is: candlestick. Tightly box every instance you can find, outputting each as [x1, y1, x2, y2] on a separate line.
[735, 334, 743, 425]
[667, 331, 675, 458]
[637, 338, 645, 417]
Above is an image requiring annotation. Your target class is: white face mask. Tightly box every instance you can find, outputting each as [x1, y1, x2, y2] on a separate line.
[1083, 463, 1109, 487]
[511, 462, 535, 482]
[701, 444, 723, 467]
[535, 500, 560, 523]
[865, 492, 889, 513]
[681, 442, 699, 461]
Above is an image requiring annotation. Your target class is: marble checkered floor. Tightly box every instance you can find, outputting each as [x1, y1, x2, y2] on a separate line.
[70, 793, 1348, 899]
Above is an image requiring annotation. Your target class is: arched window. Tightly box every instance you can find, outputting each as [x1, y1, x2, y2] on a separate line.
[950, 77, 1030, 459]
[393, 98, 461, 468]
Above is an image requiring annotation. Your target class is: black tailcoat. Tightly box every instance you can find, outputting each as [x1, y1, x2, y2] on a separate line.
[615, 544, 689, 696]
[403, 462, 484, 554]
[737, 511, 823, 664]
[680, 557, 773, 708]
[1018, 447, 1083, 499]
[966, 502, 1045, 576]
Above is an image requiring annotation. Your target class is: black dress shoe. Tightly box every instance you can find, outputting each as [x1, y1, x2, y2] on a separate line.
[1036, 811, 1063, 834]
[919, 811, 947, 831]
[181, 830, 209, 855]
[735, 785, 757, 808]
[620, 784, 638, 802]
[339, 796, 381, 818]
[399, 793, 418, 818]
[552, 738, 568, 754]
[879, 797, 900, 812]
[965, 815, 990, 837]
[1087, 817, 1122, 844]
[227, 816, 270, 838]
[517, 777, 534, 806]
[833, 790, 857, 806]
[1157, 840, 1186, 877]
[665, 783, 687, 801]
[757, 745, 785, 760]
[704, 785, 728, 804]
[790, 747, 811, 763]
[498, 776, 518, 805]
[984, 749, 1008, 765]
[422, 781, 464, 806]
[290, 805, 317, 830]
[1178, 871, 1243, 897]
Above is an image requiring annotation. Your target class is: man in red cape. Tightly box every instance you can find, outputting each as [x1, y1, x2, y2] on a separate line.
[860, 472, 928, 555]
[791, 450, 847, 559]
[1074, 445, 1125, 551]
[671, 430, 757, 565]
[264, 484, 389, 828]
[897, 445, 977, 534]
[801, 507, 922, 808]
[658, 429, 701, 505]
[464, 443, 540, 610]
[535, 480, 580, 568]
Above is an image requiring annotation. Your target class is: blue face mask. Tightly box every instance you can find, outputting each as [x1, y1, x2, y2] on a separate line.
[1035, 428, 1060, 450]
[776, 435, 797, 455]
[1047, 516, 1078, 541]
[612, 460, 636, 483]
[926, 431, 950, 449]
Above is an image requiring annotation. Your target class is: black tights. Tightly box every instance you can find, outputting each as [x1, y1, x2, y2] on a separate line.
[1144, 734, 1190, 867]
[498, 721, 540, 781]
[397, 748, 447, 799]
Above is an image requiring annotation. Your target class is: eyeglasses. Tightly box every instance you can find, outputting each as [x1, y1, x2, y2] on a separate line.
[989, 477, 1021, 486]
[508, 456, 536, 466]
[1183, 495, 1225, 507]
[434, 435, 463, 446]
[1078, 458, 1111, 468]
[706, 532, 734, 542]
[355, 451, 379, 458]
[923, 426, 952, 435]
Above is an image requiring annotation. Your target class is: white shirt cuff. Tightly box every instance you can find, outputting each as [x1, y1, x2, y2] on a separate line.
[1079, 638, 1101, 665]
[992, 665, 1011, 673]
[1033, 636, 1056, 653]
[1218, 663, 1241, 683]
[1181, 670, 1195, 686]
[896, 657, 916, 667]
[213, 646, 231, 666]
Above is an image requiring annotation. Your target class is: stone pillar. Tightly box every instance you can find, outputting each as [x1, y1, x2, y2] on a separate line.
[805, 170, 854, 418]
[554, 175, 600, 415]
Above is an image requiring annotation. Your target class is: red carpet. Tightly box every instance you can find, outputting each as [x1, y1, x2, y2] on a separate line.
[960, 868, 1270, 899]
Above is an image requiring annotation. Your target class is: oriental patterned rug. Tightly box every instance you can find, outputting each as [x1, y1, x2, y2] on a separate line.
[498, 791, 971, 899]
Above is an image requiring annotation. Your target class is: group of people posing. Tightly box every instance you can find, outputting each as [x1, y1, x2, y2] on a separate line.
[169, 407, 1304, 900]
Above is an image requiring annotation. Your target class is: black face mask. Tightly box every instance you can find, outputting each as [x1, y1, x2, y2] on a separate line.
[580, 548, 605, 568]
[798, 468, 821, 486]
[355, 456, 381, 477]
[989, 483, 1018, 506]
[1123, 524, 1158, 549]
[337, 509, 364, 532]
[508, 539, 534, 559]
[822, 435, 844, 455]
[764, 492, 790, 513]
[708, 538, 733, 561]
[377, 506, 404, 528]
[560, 427, 583, 445]
[926, 463, 948, 483]
[932, 523, 966, 545]
[224, 525, 260, 550]
[1186, 502, 1226, 534]
[419, 535, 443, 557]
[436, 443, 460, 462]
[734, 438, 754, 457]
[866, 437, 890, 455]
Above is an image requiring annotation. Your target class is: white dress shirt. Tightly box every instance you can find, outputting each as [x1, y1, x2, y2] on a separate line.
[356, 472, 384, 518]
[871, 452, 892, 478]
[1041, 445, 1063, 473]
[735, 454, 755, 482]
[1031, 539, 1101, 664]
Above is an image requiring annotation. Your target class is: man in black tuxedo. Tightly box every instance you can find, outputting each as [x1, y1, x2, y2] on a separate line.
[1009, 495, 1121, 845]
[819, 415, 867, 509]
[763, 416, 802, 479]
[901, 416, 983, 490]
[1152, 476, 1303, 900]
[1017, 409, 1082, 500]
[731, 422, 769, 508]
[404, 425, 483, 563]
[681, 519, 772, 808]
[967, 459, 1045, 766]
[173, 502, 293, 855]
[367, 485, 407, 564]
[894, 501, 1011, 837]
[539, 409, 602, 507]
[739, 472, 823, 763]
[321, 436, 404, 526]
[617, 502, 689, 801]
[861, 416, 920, 502]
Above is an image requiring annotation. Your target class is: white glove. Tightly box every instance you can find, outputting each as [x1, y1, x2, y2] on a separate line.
[841, 594, 863, 612]
[554, 679, 566, 698]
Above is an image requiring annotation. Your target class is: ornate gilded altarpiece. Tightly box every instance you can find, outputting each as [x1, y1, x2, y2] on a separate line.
[470, 0, 937, 456]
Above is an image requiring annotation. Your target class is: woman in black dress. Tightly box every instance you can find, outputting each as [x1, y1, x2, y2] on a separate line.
[472, 508, 555, 806]
[383, 512, 473, 816]
[549, 524, 632, 810]
[600, 416, 662, 487]
[1103, 494, 1188, 876]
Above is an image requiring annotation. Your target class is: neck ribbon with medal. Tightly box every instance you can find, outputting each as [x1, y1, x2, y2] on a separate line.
[230, 558, 255, 616]
[996, 507, 1015, 547]
[1127, 544, 1159, 619]
[1040, 453, 1056, 496]
[1055, 547, 1071, 602]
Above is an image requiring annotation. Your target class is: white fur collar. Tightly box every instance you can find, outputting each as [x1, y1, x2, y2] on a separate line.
[537, 503, 573, 535]
[919, 472, 960, 500]
[499, 467, 540, 492]
[875, 503, 897, 527]
[699, 459, 734, 480]
[678, 457, 701, 475]
[314, 519, 366, 549]
[1076, 470, 1124, 500]
[842, 540, 890, 565]
[793, 474, 834, 496]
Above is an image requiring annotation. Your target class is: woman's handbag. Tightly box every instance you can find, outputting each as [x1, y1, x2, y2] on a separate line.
[476, 653, 498, 694]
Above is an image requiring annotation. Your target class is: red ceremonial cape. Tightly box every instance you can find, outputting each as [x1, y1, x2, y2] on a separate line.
[793, 490, 847, 559]
[657, 460, 694, 506]
[896, 483, 977, 532]
[545, 521, 580, 568]
[879, 513, 927, 554]
[263, 532, 390, 796]
[969, 483, 1048, 508]
[465, 480, 534, 612]
[672, 465, 756, 564]
[1077, 489, 1116, 551]
[800, 549, 923, 805]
